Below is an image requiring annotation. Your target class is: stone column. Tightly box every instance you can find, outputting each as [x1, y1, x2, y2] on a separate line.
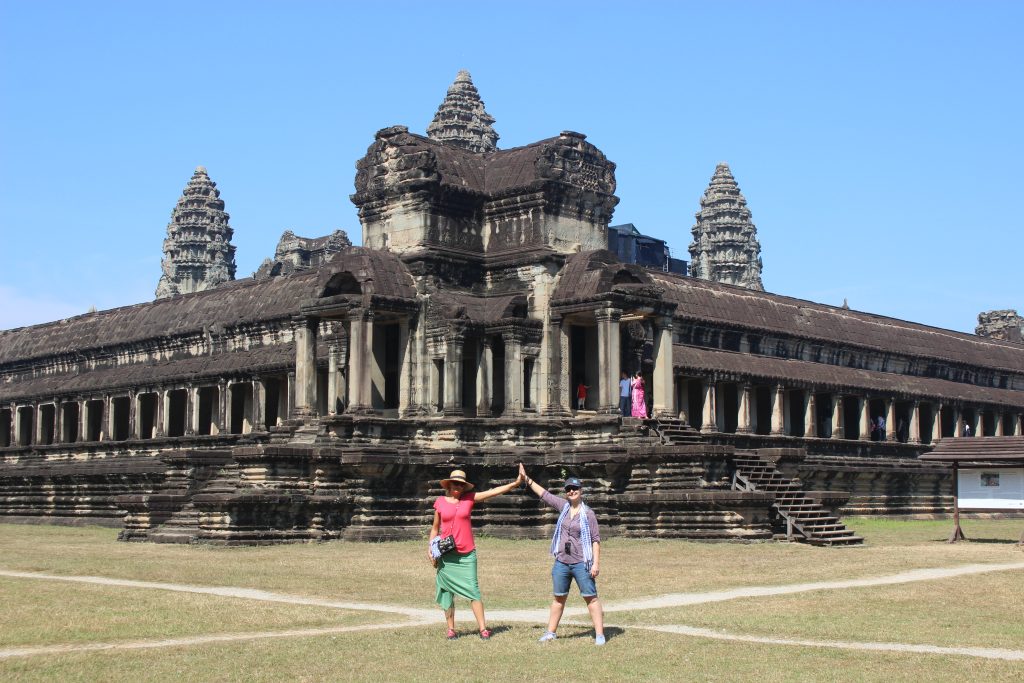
[1015, 414, 1023, 436]
[885, 399, 897, 442]
[953, 406, 963, 438]
[253, 378, 266, 432]
[286, 372, 296, 420]
[995, 411, 1005, 437]
[909, 400, 921, 445]
[443, 336, 464, 416]
[700, 380, 716, 432]
[804, 392, 817, 438]
[858, 397, 871, 441]
[652, 315, 675, 418]
[293, 316, 319, 417]
[771, 385, 786, 436]
[186, 385, 197, 436]
[679, 378, 690, 421]
[76, 400, 86, 442]
[327, 343, 340, 415]
[348, 311, 374, 413]
[503, 332, 523, 417]
[557, 317, 572, 415]
[397, 318, 412, 416]
[216, 381, 228, 433]
[157, 389, 167, 438]
[103, 395, 112, 441]
[736, 384, 752, 434]
[931, 403, 942, 442]
[476, 337, 493, 417]
[595, 307, 622, 413]
[831, 395, 843, 439]
[13, 406, 24, 446]
[970, 410, 980, 437]
[128, 391, 138, 439]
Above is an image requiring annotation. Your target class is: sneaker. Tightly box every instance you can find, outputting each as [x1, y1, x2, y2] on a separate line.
[479, 629, 492, 640]
[446, 629, 457, 640]
[595, 634, 606, 646]
[538, 631, 557, 642]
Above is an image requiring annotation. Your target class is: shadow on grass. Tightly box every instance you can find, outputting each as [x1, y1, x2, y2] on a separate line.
[950, 537, 1024, 545]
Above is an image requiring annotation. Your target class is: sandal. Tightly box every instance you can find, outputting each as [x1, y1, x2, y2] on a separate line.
[446, 628, 457, 640]
[479, 629, 492, 640]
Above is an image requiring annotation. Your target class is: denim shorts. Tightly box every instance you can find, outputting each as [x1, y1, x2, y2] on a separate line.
[552, 560, 597, 597]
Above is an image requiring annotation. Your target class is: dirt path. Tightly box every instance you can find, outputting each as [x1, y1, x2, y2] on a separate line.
[3, 560, 1024, 661]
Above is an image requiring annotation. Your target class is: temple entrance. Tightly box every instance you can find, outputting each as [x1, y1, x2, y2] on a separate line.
[17, 406, 33, 446]
[722, 383, 739, 433]
[167, 389, 187, 437]
[842, 397, 860, 439]
[868, 398, 887, 440]
[894, 401, 913, 442]
[815, 393, 832, 438]
[962, 407, 977, 436]
[569, 325, 598, 410]
[112, 397, 130, 440]
[433, 359, 445, 412]
[39, 404, 55, 444]
[789, 389, 806, 437]
[754, 385, 772, 435]
[229, 383, 253, 434]
[981, 410, 996, 437]
[687, 379, 703, 429]
[940, 405, 956, 437]
[61, 402, 79, 443]
[264, 377, 285, 429]
[86, 399, 103, 441]
[138, 393, 157, 439]
[1003, 413, 1017, 435]
[523, 358, 534, 410]
[0, 409, 11, 447]
[197, 387, 219, 436]
[372, 322, 401, 411]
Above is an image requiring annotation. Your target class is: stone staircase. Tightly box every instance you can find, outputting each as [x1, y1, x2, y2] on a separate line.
[731, 451, 863, 546]
[148, 460, 240, 544]
[648, 417, 702, 445]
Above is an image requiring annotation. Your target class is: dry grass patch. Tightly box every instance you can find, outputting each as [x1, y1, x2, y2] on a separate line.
[3, 622, 1022, 683]
[1, 519, 1022, 611]
[610, 569, 1024, 650]
[0, 577, 380, 647]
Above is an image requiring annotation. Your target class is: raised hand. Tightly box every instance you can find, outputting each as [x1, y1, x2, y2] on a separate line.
[518, 462, 528, 482]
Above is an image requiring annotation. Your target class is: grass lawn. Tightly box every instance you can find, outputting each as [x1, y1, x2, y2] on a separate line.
[1, 517, 1022, 682]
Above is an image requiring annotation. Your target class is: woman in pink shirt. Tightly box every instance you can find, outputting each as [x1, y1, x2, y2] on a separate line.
[428, 468, 522, 640]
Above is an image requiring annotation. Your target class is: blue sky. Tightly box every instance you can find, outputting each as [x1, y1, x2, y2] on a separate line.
[1, 1, 1021, 333]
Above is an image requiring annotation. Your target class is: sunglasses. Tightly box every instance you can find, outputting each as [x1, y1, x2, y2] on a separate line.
[564, 486, 581, 492]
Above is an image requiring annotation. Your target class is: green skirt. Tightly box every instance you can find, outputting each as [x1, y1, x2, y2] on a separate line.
[435, 549, 482, 609]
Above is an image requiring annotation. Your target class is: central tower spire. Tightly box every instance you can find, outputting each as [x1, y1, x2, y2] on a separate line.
[426, 70, 499, 154]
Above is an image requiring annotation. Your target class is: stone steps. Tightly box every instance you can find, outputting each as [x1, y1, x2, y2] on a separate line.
[732, 450, 863, 546]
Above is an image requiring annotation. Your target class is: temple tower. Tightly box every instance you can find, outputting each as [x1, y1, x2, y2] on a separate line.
[156, 167, 236, 299]
[426, 70, 499, 153]
[976, 309, 1023, 343]
[688, 163, 764, 291]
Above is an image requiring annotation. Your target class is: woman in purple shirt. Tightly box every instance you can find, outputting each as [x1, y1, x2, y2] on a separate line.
[519, 463, 606, 645]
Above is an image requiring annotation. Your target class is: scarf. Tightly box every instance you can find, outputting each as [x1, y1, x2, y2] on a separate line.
[551, 500, 593, 569]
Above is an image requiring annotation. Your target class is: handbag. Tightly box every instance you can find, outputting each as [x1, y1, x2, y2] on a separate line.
[436, 499, 460, 556]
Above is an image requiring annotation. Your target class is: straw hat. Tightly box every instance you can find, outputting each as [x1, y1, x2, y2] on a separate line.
[439, 469, 475, 491]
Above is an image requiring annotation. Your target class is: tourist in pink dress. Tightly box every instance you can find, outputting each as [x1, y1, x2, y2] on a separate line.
[630, 372, 647, 418]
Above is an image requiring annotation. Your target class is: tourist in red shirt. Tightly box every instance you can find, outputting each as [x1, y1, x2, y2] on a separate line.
[428, 468, 522, 640]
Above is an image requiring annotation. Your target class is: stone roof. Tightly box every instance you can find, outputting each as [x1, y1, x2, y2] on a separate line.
[0, 272, 321, 366]
[552, 250, 658, 303]
[676, 346, 1024, 409]
[653, 273, 1024, 373]
[920, 436, 1024, 462]
[353, 129, 615, 201]
[316, 248, 416, 301]
[2, 343, 297, 402]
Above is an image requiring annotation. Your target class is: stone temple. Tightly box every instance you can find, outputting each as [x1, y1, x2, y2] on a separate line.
[1, 72, 1023, 545]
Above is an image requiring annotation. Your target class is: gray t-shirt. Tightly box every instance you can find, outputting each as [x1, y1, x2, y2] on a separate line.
[541, 490, 601, 565]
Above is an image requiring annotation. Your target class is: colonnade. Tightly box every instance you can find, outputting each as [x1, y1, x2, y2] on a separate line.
[678, 376, 1024, 444]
